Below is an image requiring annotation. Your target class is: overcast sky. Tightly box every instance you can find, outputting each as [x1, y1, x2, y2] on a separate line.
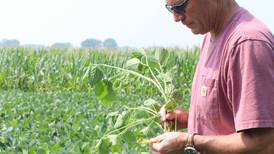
[0, 0, 273, 48]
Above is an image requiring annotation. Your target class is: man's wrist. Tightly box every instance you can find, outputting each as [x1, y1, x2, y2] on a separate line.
[193, 133, 199, 151]
[184, 133, 199, 154]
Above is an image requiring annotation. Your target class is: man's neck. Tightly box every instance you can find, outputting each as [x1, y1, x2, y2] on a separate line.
[210, 0, 240, 39]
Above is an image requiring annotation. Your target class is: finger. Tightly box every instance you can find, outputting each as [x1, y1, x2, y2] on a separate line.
[166, 109, 184, 121]
[151, 142, 162, 152]
[150, 136, 163, 143]
[150, 133, 168, 143]
[174, 108, 184, 114]
[151, 141, 169, 153]
[150, 138, 158, 144]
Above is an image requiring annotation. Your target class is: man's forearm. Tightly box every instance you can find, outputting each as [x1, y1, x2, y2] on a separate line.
[194, 128, 274, 154]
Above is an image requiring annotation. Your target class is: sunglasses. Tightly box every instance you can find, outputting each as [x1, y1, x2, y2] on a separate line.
[165, 0, 190, 14]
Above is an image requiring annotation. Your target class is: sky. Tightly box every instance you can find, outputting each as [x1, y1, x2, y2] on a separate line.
[0, 0, 273, 48]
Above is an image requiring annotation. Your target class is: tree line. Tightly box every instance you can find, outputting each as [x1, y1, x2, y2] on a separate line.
[0, 38, 118, 49]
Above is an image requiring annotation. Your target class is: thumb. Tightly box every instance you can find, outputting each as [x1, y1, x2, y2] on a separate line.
[150, 134, 164, 144]
[165, 112, 176, 120]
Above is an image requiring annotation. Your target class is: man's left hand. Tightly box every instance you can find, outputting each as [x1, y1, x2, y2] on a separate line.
[150, 132, 187, 154]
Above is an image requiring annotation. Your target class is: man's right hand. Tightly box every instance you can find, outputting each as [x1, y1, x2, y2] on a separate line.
[160, 107, 188, 129]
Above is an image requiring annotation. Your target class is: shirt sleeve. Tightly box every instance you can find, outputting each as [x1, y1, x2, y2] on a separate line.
[227, 39, 274, 132]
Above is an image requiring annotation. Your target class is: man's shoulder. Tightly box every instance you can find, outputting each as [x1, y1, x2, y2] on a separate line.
[229, 9, 274, 46]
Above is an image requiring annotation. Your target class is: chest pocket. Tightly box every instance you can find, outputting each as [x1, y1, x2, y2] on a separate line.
[197, 75, 220, 120]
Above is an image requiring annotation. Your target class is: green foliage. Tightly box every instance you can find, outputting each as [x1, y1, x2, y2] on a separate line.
[0, 47, 199, 153]
[0, 39, 20, 47]
[92, 48, 199, 153]
[51, 42, 72, 49]
[81, 38, 102, 48]
[103, 38, 118, 49]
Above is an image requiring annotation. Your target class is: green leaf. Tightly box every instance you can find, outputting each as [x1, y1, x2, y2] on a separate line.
[82, 66, 90, 80]
[131, 49, 146, 60]
[29, 147, 36, 154]
[73, 122, 81, 131]
[144, 98, 160, 107]
[155, 48, 170, 65]
[94, 81, 108, 99]
[81, 142, 92, 154]
[147, 58, 160, 70]
[22, 149, 28, 154]
[102, 100, 111, 107]
[138, 48, 146, 57]
[108, 135, 120, 146]
[96, 138, 111, 154]
[159, 72, 173, 83]
[122, 130, 136, 145]
[172, 89, 183, 103]
[109, 135, 122, 152]
[111, 144, 122, 153]
[94, 79, 115, 101]
[89, 67, 104, 85]
[125, 58, 140, 68]
[164, 101, 176, 113]
[107, 111, 119, 118]
[165, 83, 175, 96]
[140, 126, 150, 136]
[114, 111, 128, 128]
[103, 80, 116, 101]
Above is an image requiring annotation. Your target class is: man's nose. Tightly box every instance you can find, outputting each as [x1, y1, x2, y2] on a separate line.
[173, 12, 185, 22]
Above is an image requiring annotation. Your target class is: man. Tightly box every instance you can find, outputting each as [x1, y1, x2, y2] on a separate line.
[150, 0, 274, 153]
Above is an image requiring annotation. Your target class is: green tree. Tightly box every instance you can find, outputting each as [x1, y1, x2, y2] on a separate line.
[81, 38, 102, 48]
[51, 42, 72, 49]
[0, 39, 20, 47]
[103, 38, 118, 49]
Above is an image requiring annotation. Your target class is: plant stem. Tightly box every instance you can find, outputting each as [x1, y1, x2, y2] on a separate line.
[127, 106, 158, 116]
[144, 57, 168, 104]
[96, 115, 158, 149]
[92, 64, 167, 101]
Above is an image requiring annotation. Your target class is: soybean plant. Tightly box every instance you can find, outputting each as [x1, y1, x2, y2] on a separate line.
[89, 49, 183, 153]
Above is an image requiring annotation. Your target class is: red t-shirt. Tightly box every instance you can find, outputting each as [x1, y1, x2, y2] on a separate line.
[188, 8, 274, 137]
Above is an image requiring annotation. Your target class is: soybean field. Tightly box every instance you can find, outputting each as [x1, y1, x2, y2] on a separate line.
[0, 47, 199, 153]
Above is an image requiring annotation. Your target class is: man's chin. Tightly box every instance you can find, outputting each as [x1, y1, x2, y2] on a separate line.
[190, 29, 200, 35]
[190, 28, 206, 35]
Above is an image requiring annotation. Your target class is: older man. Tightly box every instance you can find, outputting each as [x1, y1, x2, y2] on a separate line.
[150, 0, 274, 153]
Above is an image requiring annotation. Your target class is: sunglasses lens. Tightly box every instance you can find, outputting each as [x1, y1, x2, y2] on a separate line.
[174, 5, 185, 13]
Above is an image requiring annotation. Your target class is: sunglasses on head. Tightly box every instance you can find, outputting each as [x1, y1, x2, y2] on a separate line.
[165, 0, 190, 14]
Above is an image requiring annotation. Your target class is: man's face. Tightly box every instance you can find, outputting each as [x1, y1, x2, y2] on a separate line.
[166, 0, 217, 35]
